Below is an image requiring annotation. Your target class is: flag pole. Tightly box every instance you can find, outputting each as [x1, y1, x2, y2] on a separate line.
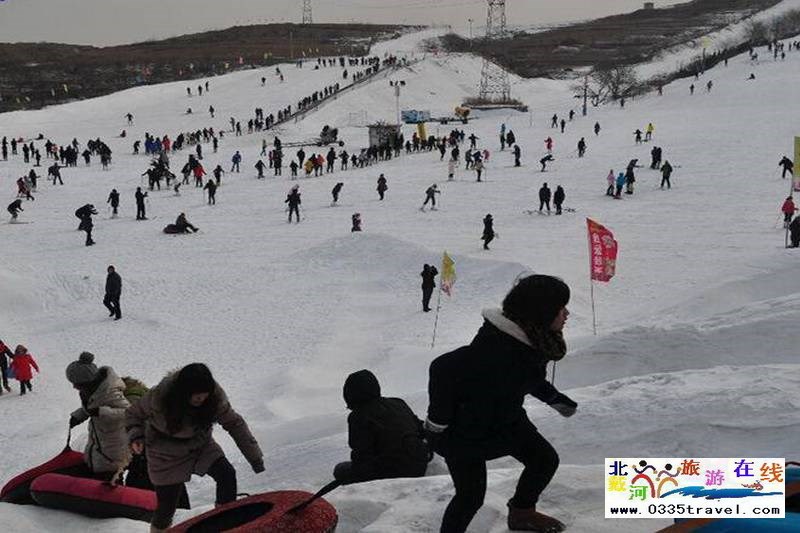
[590, 279, 597, 336]
[431, 285, 443, 349]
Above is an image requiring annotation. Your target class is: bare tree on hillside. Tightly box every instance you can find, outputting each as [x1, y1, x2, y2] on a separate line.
[573, 65, 639, 106]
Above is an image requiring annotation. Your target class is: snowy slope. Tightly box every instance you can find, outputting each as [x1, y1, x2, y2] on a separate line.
[2, 13, 800, 533]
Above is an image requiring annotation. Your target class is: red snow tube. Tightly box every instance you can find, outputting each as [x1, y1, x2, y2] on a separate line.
[30, 473, 156, 522]
[168, 491, 338, 533]
[0, 448, 84, 504]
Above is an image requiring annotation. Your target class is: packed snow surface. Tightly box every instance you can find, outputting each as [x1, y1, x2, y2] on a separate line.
[1, 10, 800, 533]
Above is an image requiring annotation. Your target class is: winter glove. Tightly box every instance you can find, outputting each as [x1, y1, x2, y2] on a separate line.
[548, 392, 577, 418]
[251, 460, 265, 474]
[69, 407, 90, 428]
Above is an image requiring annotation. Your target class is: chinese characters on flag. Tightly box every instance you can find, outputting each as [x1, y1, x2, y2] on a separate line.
[587, 218, 618, 282]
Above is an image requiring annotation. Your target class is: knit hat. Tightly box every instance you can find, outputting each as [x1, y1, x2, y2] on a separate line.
[343, 369, 381, 410]
[502, 274, 570, 328]
[65, 351, 99, 386]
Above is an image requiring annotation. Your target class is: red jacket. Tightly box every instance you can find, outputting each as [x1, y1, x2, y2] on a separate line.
[192, 165, 206, 178]
[11, 353, 39, 381]
[782, 199, 796, 215]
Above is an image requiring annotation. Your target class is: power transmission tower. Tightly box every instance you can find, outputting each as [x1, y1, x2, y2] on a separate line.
[302, 0, 313, 24]
[478, 0, 511, 102]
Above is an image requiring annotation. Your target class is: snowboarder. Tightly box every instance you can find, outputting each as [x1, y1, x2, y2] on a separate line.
[779, 156, 794, 179]
[66, 352, 130, 480]
[103, 266, 122, 320]
[333, 370, 428, 485]
[351, 213, 362, 232]
[421, 264, 438, 312]
[540, 154, 554, 172]
[107, 189, 120, 217]
[76, 204, 98, 246]
[7, 199, 23, 221]
[125, 363, 264, 531]
[538, 183, 552, 213]
[285, 185, 301, 223]
[135, 187, 148, 221]
[553, 186, 566, 215]
[422, 184, 440, 211]
[645, 123, 654, 141]
[660, 161, 674, 189]
[331, 182, 344, 205]
[577, 138, 586, 158]
[11, 345, 39, 395]
[424, 275, 575, 533]
[482, 214, 495, 250]
[513, 145, 522, 167]
[377, 174, 388, 200]
[254, 159, 265, 179]
[204, 179, 217, 205]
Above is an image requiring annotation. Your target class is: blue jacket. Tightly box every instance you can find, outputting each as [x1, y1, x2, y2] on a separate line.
[616, 173, 626, 187]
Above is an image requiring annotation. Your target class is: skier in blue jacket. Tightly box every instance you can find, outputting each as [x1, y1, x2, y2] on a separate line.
[615, 172, 625, 198]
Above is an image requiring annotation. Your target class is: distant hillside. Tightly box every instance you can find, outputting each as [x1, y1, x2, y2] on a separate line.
[0, 23, 412, 113]
[442, 0, 782, 78]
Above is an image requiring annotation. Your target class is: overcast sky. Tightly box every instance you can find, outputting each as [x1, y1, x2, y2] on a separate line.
[0, 0, 685, 46]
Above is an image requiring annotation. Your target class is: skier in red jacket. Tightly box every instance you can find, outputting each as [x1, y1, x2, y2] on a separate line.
[782, 196, 797, 227]
[10, 345, 39, 395]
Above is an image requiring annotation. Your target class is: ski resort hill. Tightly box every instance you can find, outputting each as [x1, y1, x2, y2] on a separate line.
[1, 8, 800, 533]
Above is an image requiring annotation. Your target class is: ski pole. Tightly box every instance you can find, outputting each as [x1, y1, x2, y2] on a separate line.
[64, 425, 72, 452]
[287, 480, 341, 513]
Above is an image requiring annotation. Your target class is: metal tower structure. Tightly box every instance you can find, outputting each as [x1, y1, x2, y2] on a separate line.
[478, 0, 511, 102]
[302, 0, 313, 24]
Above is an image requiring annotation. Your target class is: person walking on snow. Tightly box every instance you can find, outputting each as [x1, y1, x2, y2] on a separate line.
[285, 185, 301, 223]
[377, 174, 388, 200]
[594, 122, 601, 136]
[615, 172, 625, 198]
[645, 123, 654, 141]
[107, 189, 120, 217]
[424, 275, 576, 533]
[474, 159, 484, 182]
[11, 344, 39, 395]
[660, 161, 674, 189]
[779, 156, 794, 179]
[420, 264, 438, 312]
[204, 179, 217, 205]
[577, 138, 586, 158]
[513, 144, 522, 167]
[606, 170, 615, 196]
[103, 266, 122, 320]
[331, 182, 344, 205]
[782, 196, 797, 227]
[482, 214, 495, 250]
[135, 187, 148, 221]
[231, 151, 242, 173]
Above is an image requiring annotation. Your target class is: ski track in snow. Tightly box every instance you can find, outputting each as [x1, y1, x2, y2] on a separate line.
[2, 9, 800, 531]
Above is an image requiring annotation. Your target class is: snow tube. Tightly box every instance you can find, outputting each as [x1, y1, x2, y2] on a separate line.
[168, 491, 338, 533]
[30, 473, 156, 522]
[0, 448, 84, 504]
[163, 224, 182, 234]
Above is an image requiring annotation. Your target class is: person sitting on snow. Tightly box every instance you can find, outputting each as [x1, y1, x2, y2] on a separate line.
[333, 370, 429, 485]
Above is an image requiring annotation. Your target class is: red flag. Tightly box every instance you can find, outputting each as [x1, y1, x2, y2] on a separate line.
[586, 218, 618, 282]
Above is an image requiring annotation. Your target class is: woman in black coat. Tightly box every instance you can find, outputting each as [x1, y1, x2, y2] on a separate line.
[421, 264, 438, 312]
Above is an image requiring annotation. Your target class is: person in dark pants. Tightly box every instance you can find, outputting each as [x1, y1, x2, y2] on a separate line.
[553, 186, 565, 215]
[126, 364, 264, 532]
[333, 370, 429, 485]
[425, 275, 576, 533]
[7, 199, 23, 221]
[421, 264, 438, 312]
[538, 183, 551, 213]
[332, 182, 344, 205]
[779, 156, 794, 179]
[660, 161, 673, 189]
[103, 266, 122, 320]
[0, 338, 14, 394]
[285, 186, 301, 223]
[76, 204, 98, 246]
[174, 213, 199, 233]
[790, 215, 800, 248]
[107, 189, 120, 217]
[377, 174, 388, 200]
[482, 214, 494, 250]
[204, 179, 217, 205]
[513, 144, 522, 167]
[135, 187, 148, 220]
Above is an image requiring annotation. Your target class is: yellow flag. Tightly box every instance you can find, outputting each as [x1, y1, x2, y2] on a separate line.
[441, 251, 456, 296]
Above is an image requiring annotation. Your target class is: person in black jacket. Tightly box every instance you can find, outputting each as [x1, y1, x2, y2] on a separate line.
[107, 189, 120, 217]
[103, 266, 122, 320]
[553, 186, 565, 215]
[421, 264, 438, 312]
[482, 214, 494, 250]
[7, 199, 23, 221]
[75, 204, 98, 246]
[790, 215, 800, 248]
[285, 186, 301, 223]
[538, 183, 551, 213]
[425, 275, 576, 533]
[135, 187, 148, 221]
[333, 370, 429, 485]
